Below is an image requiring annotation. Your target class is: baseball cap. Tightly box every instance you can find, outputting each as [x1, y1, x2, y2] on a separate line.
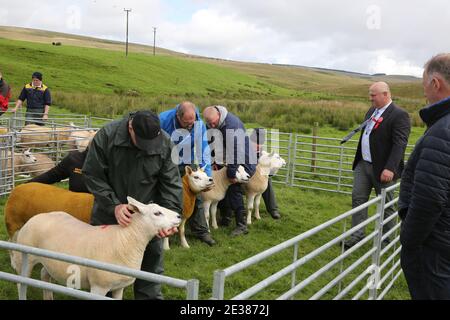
[130, 110, 162, 151]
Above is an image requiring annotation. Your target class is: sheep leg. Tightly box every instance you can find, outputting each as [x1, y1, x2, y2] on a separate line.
[111, 288, 124, 300]
[41, 267, 54, 300]
[203, 200, 211, 231]
[179, 218, 190, 248]
[254, 194, 262, 220]
[90, 285, 110, 297]
[163, 237, 170, 251]
[210, 201, 219, 229]
[246, 193, 256, 225]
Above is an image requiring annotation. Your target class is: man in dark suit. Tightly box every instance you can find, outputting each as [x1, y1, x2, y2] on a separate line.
[344, 82, 411, 250]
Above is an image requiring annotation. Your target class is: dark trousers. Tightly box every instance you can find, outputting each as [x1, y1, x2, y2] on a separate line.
[178, 164, 210, 237]
[262, 177, 278, 213]
[351, 161, 395, 241]
[219, 183, 247, 229]
[134, 237, 164, 300]
[25, 108, 45, 126]
[401, 245, 450, 300]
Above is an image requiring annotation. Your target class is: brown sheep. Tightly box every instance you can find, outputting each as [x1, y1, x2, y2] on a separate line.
[4, 182, 94, 239]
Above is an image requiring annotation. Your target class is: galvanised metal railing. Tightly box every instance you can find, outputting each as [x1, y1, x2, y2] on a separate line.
[0, 241, 199, 300]
[212, 183, 403, 300]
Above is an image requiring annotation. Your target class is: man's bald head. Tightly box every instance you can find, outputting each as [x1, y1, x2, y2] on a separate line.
[369, 82, 392, 109]
[176, 101, 196, 130]
[203, 106, 220, 128]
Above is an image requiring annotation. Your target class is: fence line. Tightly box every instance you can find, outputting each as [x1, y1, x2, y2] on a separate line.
[0, 241, 199, 300]
[212, 183, 402, 300]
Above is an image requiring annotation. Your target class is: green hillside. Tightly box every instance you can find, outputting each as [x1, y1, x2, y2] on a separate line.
[0, 26, 426, 131]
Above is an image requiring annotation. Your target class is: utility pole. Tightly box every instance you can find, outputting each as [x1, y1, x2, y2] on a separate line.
[124, 8, 132, 57]
[153, 27, 157, 56]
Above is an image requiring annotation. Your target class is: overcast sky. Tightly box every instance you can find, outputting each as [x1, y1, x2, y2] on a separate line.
[1, 0, 449, 77]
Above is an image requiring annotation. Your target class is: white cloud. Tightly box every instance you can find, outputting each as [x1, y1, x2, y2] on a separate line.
[2, 0, 450, 76]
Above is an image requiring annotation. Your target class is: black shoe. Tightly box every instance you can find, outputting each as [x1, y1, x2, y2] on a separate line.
[342, 238, 361, 251]
[218, 218, 231, 227]
[198, 234, 216, 246]
[270, 211, 281, 219]
[231, 227, 249, 237]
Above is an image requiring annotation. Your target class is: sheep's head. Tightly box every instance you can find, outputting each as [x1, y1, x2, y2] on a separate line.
[235, 165, 250, 183]
[22, 149, 37, 164]
[260, 151, 286, 175]
[185, 166, 214, 193]
[126, 196, 181, 230]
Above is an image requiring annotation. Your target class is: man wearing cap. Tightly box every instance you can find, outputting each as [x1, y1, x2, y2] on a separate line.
[159, 101, 216, 246]
[82, 110, 182, 300]
[12, 71, 52, 125]
[0, 71, 11, 116]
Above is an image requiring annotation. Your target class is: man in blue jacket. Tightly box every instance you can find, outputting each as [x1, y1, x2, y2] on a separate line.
[203, 105, 256, 236]
[159, 101, 216, 246]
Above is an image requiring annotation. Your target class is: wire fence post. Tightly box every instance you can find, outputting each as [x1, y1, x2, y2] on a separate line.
[19, 253, 29, 300]
[337, 145, 344, 192]
[212, 270, 226, 300]
[290, 134, 298, 187]
[285, 133, 293, 186]
[311, 123, 318, 173]
[290, 242, 299, 300]
[186, 279, 199, 300]
[369, 188, 386, 300]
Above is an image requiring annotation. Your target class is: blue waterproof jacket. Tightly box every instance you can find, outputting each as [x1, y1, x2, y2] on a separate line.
[159, 106, 212, 176]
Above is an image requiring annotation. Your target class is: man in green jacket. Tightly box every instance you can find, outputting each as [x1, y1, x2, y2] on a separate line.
[82, 110, 182, 300]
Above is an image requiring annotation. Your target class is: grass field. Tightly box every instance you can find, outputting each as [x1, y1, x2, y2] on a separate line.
[0, 27, 426, 300]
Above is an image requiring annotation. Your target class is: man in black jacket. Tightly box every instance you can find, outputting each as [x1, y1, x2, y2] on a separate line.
[30, 149, 89, 193]
[344, 82, 411, 250]
[399, 53, 450, 299]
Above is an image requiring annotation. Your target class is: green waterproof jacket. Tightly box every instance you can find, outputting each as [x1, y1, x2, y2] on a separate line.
[82, 116, 182, 225]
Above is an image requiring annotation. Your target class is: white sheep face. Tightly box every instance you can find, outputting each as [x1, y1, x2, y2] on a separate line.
[261, 151, 286, 175]
[126, 196, 181, 230]
[22, 149, 37, 164]
[235, 165, 250, 183]
[185, 166, 214, 193]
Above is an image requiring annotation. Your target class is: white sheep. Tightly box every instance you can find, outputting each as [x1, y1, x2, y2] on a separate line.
[10, 196, 181, 299]
[163, 166, 214, 250]
[201, 165, 250, 230]
[17, 124, 52, 147]
[244, 151, 286, 225]
[21, 153, 56, 177]
[5, 149, 37, 174]
[70, 128, 97, 151]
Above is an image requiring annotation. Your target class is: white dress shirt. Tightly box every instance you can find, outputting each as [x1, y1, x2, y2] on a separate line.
[361, 101, 391, 163]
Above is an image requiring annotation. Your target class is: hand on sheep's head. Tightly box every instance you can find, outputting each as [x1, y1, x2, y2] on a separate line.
[115, 204, 134, 227]
[157, 227, 178, 238]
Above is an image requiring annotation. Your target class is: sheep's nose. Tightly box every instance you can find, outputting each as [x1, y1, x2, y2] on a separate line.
[177, 214, 182, 219]
[209, 178, 213, 182]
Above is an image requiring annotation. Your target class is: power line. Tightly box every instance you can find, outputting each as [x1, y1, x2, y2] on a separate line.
[153, 27, 157, 56]
[124, 8, 132, 57]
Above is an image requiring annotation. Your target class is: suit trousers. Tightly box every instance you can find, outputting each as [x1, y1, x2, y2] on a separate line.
[401, 245, 450, 299]
[351, 160, 396, 241]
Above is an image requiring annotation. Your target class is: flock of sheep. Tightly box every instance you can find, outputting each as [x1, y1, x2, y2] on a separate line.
[3, 124, 286, 299]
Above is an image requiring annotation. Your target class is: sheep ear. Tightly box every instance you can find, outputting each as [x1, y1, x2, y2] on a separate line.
[126, 196, 144, 213]
[200, 165, 206, 172]
[185, 166, 193, 175]
[25, 148, 31, 153]
[269, 150, 275, 157]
